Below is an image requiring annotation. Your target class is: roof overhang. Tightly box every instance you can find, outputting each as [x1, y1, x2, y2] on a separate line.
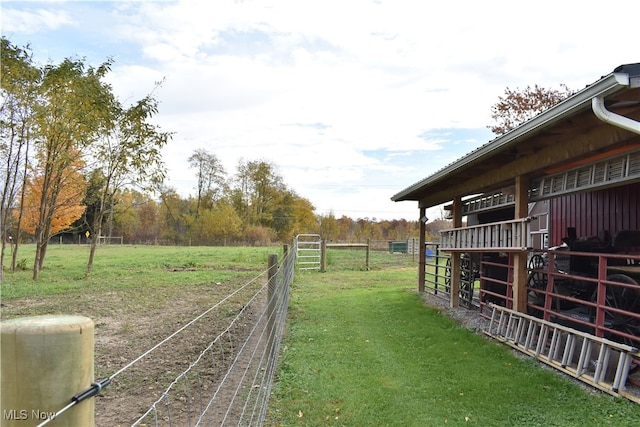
[391, 65, 640, 210]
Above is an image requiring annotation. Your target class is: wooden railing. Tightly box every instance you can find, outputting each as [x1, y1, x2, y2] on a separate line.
[440, 218, 534, 252]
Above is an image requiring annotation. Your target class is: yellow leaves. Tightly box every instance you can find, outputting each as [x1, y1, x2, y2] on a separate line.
[297, 410, 303, 418]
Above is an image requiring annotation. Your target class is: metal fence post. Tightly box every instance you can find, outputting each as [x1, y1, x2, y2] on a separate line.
[1, 315, 95, 426]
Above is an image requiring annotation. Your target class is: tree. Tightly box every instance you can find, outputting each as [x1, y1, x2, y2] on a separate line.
[84, 90, 171, 274]
[489, 84, 574, 135]
[111, 189, 159, 243]
[271, 190, 316, 241]
[319, 212, 338, 241]
[158, 187, 191, 244]
[231, 159, 286, 228]
[199, 201, 242, 245]
[0, 38, 39, 281]
[18, 154, 87, 239]
[30, 57, 113, 279]
[188, 148, 227, 216]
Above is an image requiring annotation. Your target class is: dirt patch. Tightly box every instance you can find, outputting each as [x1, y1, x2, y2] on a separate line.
[1, 278, 261, 426]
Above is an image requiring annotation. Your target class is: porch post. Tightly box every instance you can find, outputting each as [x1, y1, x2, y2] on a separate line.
[450, 196, 462, 308]
[513, 175, 529, 313]
[418, 206, 426, 292]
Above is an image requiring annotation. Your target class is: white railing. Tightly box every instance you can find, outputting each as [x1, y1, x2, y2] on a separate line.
[440, 218, 534, 252]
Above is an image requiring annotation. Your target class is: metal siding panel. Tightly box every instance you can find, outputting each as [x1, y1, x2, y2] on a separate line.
[549, 183, 640, 243]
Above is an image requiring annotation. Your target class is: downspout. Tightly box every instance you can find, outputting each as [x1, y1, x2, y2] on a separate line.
[592, 96, 640, 135]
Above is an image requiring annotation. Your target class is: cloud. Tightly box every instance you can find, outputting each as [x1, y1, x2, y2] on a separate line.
[3, 0, 639, 220]
[1, 7, 72, 34]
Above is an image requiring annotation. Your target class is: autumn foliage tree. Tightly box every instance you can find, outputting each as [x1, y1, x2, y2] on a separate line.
[27, 58, 114, 279]
[18, 155, 87, 239]
[489, 84, 575, 135]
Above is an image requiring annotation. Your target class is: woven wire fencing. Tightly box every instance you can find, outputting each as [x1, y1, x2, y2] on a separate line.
[126, 249, 294, 426]
[133, 251, 295, 426]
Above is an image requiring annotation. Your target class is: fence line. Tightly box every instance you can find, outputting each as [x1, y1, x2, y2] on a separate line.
[33, 248, 294, 427]
[130, 249, 294, 426]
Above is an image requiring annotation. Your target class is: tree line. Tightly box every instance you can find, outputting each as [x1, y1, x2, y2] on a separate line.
[2, 36, 565, 282]
[0, 38, 423, 282]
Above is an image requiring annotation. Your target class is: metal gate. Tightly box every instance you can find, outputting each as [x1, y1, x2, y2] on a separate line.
[295, 234, 321, 270]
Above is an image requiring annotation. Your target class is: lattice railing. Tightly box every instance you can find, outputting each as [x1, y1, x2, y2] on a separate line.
[440, 218, 533, 252]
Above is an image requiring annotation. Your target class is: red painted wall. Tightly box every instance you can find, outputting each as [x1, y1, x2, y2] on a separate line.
[550, 182, 640, 245]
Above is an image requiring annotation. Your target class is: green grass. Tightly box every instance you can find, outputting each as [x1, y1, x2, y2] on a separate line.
[268, 265, 640, 426]
[1, 244, 278, 299]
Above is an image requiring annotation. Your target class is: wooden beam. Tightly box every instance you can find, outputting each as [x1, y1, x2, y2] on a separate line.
[418, 207, 426, 293]
[450, 197, 462, 308]
[512, 175, 529, 313]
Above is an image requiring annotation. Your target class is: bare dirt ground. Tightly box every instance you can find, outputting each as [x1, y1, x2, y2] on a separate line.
[1, 277, 259, 427]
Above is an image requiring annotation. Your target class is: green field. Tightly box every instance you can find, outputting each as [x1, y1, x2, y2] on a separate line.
[267, 258, 640, 426]
[1, 243, 279, 300]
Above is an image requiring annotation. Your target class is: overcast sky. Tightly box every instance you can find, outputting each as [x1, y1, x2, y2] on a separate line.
[2, 0, 639, 221]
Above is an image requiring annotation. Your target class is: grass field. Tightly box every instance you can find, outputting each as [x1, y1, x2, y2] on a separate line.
[1, 244, 279, 299]
[267, 262, 640, 426]
[2, 245, 640, 426]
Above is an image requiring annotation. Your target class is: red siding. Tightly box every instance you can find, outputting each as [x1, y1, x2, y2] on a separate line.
[550, 182, 640, 245]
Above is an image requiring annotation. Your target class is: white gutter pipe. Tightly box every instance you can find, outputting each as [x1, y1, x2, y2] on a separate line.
[592, 96, 640, 135]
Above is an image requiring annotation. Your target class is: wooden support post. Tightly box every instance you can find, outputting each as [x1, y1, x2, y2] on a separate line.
[1, 315, 95, 426]
[450, 197, 462, 308]
[366, 239, 370, 270]
[513, 175, 529, 313]
[418, 207, 427, 292]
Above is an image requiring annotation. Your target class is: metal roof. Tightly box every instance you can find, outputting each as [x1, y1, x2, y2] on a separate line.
[391, 64, 640, 209]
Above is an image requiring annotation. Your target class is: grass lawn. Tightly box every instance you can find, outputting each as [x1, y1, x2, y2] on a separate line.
[267, 264, 640, 426]
[1, 243, 277, 300]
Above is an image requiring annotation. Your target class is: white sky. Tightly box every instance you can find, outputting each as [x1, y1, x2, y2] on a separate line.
[2, 0, 639, 221]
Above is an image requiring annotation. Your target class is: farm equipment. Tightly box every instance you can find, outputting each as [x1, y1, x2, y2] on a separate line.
[444, 253, 480, 308]
[527, 229, 640, 346]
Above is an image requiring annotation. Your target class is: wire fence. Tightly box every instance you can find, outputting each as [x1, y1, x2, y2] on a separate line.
[33, 248, 294, 427]
[130, 250, 294, 426]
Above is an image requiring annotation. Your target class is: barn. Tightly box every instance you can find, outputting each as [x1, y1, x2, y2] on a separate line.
[392, 63, 640, 399]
